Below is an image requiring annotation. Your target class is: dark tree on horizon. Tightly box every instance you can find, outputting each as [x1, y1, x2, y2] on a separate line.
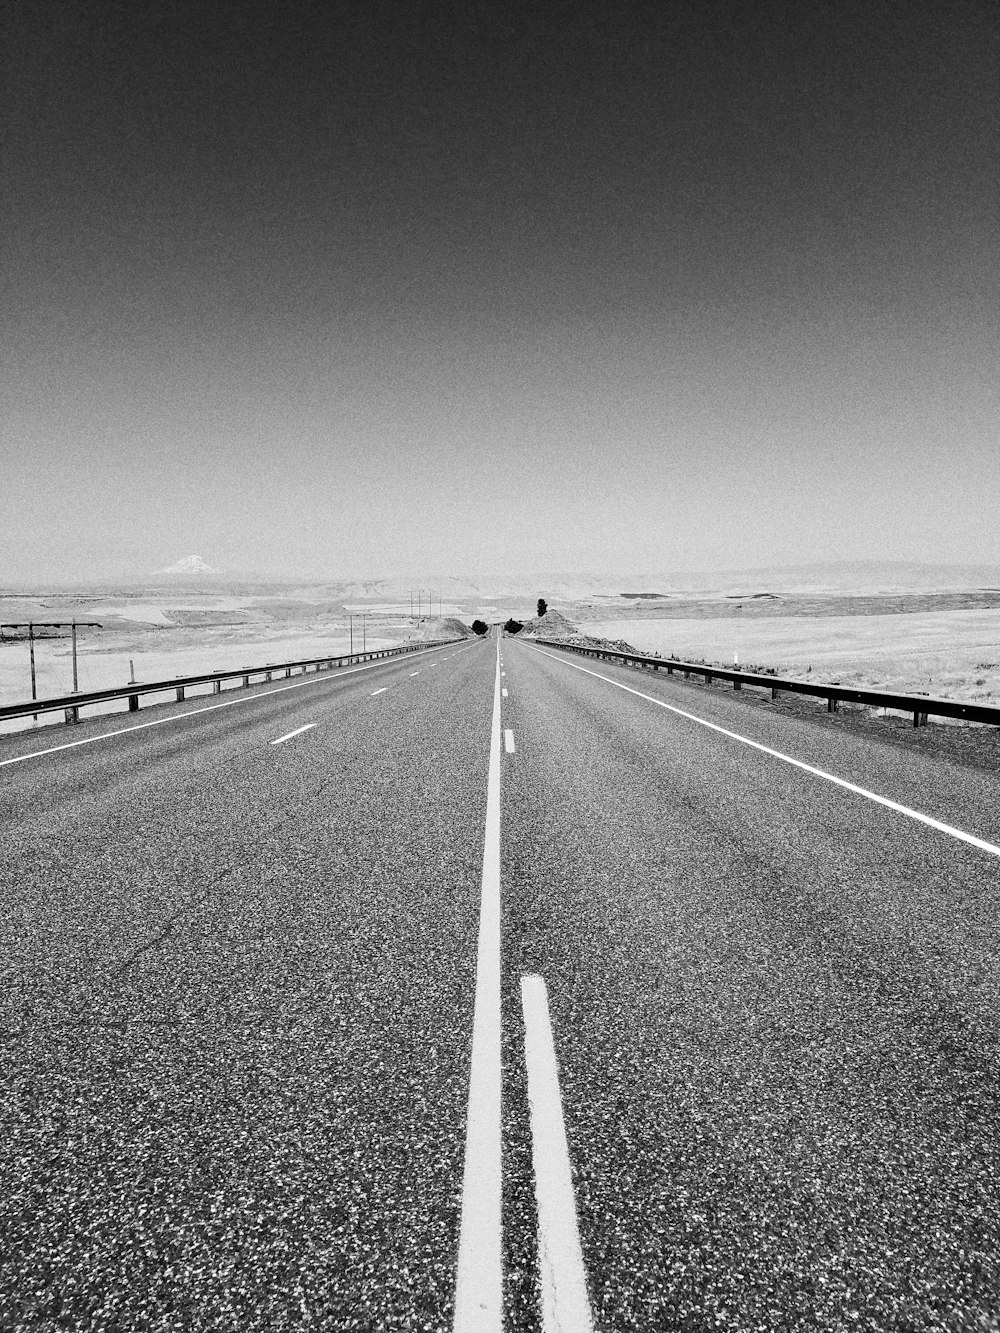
[471, 619, 488, 636]
[537, 598, 547, 618]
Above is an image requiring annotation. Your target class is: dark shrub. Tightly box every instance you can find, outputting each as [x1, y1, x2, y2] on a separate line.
[471, 619, 488, 636]
[504, 618, 523, 634]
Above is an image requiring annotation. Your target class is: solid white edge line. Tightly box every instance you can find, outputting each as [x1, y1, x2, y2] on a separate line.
[270, 723, 316, 746]
[521, 975, 595, 1333]
[504, 729, 515, 753]
[453, 637, 503, 1331]
[528, 645, 1000, 859]
[0, 645, 452, 770]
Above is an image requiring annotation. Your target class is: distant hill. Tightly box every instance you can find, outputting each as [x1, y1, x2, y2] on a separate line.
[465, 561, 1000, 599]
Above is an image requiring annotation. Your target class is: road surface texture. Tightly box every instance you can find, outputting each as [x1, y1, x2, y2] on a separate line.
[1, 631, 998, 1330]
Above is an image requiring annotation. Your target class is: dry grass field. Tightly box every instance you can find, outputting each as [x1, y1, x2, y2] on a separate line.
[0, 585, 468, 733]
[582, 606, 1000, 706]
[4, 581, 999, 733]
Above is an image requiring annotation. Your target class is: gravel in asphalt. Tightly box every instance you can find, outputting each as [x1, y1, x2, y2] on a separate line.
[1, 641, 490, 1330]
[4, 630, 999, 1330]
[503, 638, 1000, 1331]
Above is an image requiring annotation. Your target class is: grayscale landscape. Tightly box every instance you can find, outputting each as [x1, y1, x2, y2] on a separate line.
[4, 559, 998, 729]
[3, 3, 999, 1331]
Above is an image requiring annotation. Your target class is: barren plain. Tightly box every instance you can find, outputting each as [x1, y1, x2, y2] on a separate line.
[0, 584, 471, 733]
[3, 579, 999, 736]
[578, 595, 1000, 707]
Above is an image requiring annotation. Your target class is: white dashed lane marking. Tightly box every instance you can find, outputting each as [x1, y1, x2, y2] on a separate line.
[371, 688, 388, 696]
[270, 723, 316, 746]
[502, 688, 508, 698]
[0, 647, 444, 770]
[504, 729, 515, 754]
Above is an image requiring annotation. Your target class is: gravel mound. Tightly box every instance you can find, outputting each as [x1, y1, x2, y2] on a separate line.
[411, 616, 476, 641]
[522, 607, 643, 654]
[521, 608, 579, 637]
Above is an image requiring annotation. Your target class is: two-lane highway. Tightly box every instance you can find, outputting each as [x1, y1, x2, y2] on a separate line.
[2, 627, 999, 1329]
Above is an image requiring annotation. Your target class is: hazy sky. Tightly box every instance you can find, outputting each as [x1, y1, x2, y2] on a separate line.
[3, 1, 998, 582]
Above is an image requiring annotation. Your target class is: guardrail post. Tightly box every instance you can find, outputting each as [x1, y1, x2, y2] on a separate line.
[242, 675, 250, 687]
[213, 680, 222, 694]
[64, 706, 78, 725]
[128, 694, 139, 712]
[771, 685, 779, 700]
[734, 679, 742, 691]
[913, 710, 928, 727]
[828, 697, 839, 713]
[176, 686, 185, 701]
[265, 671, 272, 681]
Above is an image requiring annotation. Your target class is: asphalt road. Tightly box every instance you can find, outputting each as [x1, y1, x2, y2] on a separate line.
[2, 631, 999, 1331]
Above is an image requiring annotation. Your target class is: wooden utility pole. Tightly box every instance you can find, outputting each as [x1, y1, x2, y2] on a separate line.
[0, 620, 101, 714]
[29, 622, 37, 715]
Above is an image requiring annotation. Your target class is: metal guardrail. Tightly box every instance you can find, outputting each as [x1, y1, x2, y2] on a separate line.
[532, 638, 1000, 729]
[0, 640, 456, 727]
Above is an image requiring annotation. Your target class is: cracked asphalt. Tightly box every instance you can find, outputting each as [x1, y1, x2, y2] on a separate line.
[2, 632, 999, 1330]
[1, 644, 489, 1330]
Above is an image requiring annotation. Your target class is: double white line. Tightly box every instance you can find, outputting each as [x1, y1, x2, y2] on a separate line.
[453, 641, 594, 1331]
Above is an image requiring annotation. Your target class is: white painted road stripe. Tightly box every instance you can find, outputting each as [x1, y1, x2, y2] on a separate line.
[502, 688, 508, 698]
[371, 687, 388, 696]
[453, 638, 503, 1331]
[521, 975, 595, 1333]
[0, 647, 445, 770]
[504, 729, 515, 753]
[410, 671, 420, 676]
[270, 723, 316, 746]
[531, 646, 1000, 860]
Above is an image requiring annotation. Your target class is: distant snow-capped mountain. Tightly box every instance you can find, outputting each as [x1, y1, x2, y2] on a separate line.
[157, 555, 218, 576]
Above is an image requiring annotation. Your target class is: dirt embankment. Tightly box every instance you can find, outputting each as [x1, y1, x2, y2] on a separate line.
[409, 616, 476, 641]
[522, 607, 641, 656]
